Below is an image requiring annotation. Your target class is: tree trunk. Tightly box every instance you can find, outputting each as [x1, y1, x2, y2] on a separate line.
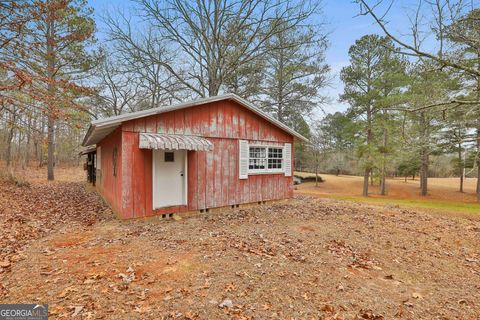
[458, 142, 464, 193]
[363, 169, 369, 197]
[420, 152, 428, 196]
[46, 15, 55, 180]
[476, 127, 480, 202]
[315, 161, 319, 187]
[380, 128, 387, 195]
[6, 106, 17, 169]
[47, 115, 55, 180]
[476, 53, 480, 203]
[24, 116, 32, 169]
[419, 112, 429, 196]
[6, 124, 14, 168]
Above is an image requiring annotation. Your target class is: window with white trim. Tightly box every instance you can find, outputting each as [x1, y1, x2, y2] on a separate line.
[248, 146, 283, 173]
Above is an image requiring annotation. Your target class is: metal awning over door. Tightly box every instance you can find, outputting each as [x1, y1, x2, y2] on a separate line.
[139, 133, 213, 151]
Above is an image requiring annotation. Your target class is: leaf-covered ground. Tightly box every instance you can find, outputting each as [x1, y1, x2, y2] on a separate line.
[1, 172, 479, 319]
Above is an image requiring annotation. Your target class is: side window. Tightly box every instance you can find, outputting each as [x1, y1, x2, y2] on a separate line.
[249, 147, 266, 170]
[268, 147, 283, 169]
[248, 146, 283, 173]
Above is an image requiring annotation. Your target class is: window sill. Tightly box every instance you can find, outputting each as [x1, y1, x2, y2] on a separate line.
[247, 170, 284, 175]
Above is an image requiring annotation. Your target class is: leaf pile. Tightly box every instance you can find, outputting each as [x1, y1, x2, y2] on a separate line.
[0, 179, 111, 274]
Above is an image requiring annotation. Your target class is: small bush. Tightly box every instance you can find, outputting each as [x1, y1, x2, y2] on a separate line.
[294, 175, 324, 184]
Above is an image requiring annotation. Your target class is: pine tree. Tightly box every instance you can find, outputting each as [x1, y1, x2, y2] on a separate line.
[340, 35, 406, 196]
[14, 0, 96, 180]
[261, 18, 329, 128]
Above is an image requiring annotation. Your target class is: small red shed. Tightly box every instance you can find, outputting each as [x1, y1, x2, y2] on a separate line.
[82, 94, 308, 219]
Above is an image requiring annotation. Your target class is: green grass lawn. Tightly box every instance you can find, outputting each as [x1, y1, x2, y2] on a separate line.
[321, 194, 480, 215]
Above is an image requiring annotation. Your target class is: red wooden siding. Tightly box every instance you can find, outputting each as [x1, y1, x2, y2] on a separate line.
[96, 128, 123, 215]
[102, 99, 294, 219]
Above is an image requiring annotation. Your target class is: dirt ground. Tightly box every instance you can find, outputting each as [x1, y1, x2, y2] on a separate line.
[295, 173, 479, 204]
[1, 167, 480, 319]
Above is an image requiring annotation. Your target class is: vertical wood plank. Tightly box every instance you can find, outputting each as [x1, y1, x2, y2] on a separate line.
[145, 116, 156, 133]
[251, 115, 259, 141]
[174, 110, 185, 134]
[201, 105, 210, 136]
[205, 143, 215, 208]
[208, 103, 218, 137]
[156, 115, 166, 134]
[123, 120, 134, 132]
[217, 102, 225, 138]
[188, 151, 198, 210]
[197, 150, 207, 209]
[132, 133, 146, 218]
[231, 102, 240, 138]
[191, 108, 201, 135]
[164, 112, 175, 134]
[223, 101, 233, 139]
[214, 139, 222, 207]
[144, 149, 153, 216]
[221, 139, 229, 205]
[134, 118, 146, 133]
[248, 175, 256, 203]
[184, 108, 193, 135]
[121, 131, 134, 219]
[257, 175, 263, 202]
[227, 139, 236, 205]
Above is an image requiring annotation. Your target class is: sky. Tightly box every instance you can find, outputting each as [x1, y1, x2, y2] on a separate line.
[87, 0, 425, 117]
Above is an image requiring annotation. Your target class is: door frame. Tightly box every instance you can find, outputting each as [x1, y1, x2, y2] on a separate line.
[152, 149, 188, 209]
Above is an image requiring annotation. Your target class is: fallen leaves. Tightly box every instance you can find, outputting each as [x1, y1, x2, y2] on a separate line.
[320, 304, 335, 313]
[0, 178, 111, 273]
[326, 240, 379, 270]
[356, 309, 384, 320]
[224, 282, 236, 292]
[1, 173, 479, 319]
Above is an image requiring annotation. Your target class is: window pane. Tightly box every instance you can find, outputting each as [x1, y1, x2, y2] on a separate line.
[164, 152, 174, 162]
[268, 147, 283, 159]
[268, 158, 282, 169]
[249, 147, 266, 159]
[249, 158, 266, 169]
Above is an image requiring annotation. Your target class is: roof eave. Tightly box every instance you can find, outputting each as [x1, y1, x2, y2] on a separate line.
[82, 124, 95, 147]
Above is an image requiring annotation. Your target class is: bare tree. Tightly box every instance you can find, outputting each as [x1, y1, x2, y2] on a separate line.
[97, 57, 140, 116]
[105, 0, 322, 98]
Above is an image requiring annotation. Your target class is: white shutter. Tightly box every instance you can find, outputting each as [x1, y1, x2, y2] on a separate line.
[239, 140, 249, 179]
[284, 143, 292, 176]
[96, 147, 102, 170]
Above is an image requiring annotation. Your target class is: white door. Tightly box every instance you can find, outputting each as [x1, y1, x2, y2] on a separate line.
[153, 150, 187, 208]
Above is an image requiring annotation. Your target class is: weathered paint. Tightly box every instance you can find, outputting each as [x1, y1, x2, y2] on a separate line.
[96, 99, 294, 219]
[96, 127, 123, 215]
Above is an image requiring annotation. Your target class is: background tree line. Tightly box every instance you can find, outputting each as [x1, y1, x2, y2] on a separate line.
[0, 0, 329, 179]
[308, 0, 479, 202]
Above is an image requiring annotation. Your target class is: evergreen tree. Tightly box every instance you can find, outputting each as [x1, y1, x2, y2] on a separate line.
[18, 0, 96, 180]
[261, 18, 329, 128]
[340, 34, 406, 196]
